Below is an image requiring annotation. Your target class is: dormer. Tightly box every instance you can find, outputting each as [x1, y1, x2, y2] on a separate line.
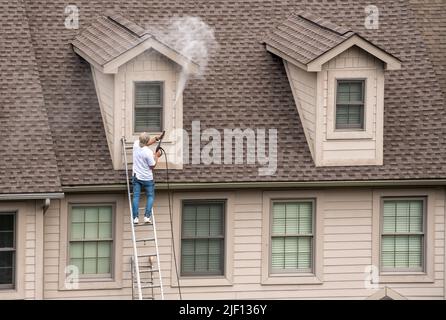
[72, 13, 198, 169]
[265, 12, 401, 166]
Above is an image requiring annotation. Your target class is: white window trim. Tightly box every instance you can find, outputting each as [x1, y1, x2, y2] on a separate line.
[327, 69, 377, 140]
[372, 189, 436, 283]
[261, 190, 324, 285]
[124, 71, 173, 140]
[171, 191, 234, 287]
[0, 202, 29, 300]
[58, 194, 124, 291]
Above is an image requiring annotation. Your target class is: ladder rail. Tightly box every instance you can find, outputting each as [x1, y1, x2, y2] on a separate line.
[151, 210, 165, 299]
[121, 137, 143, 300]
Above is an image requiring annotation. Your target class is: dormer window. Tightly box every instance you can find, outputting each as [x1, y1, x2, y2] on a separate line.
[71, 13, 199, 170]
[134, 81, 164, 133]
[335, 80, 365, 130]
[264, 11, 401, 166]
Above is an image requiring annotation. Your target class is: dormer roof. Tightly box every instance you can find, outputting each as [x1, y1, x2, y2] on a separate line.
[72, 13, 199, 74]
[264, 11, 401, 71]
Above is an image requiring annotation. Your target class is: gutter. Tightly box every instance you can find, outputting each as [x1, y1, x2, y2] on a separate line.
[0, 193, 65, 201]
[62, 179, 446, 193]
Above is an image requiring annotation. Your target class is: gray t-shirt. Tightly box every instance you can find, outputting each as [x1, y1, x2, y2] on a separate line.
[132, 140, 155, 181]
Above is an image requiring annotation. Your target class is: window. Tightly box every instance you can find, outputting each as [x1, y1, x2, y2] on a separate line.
[181, 201, 225, 276]
[134, 81, 163, 132]
[335, 80, 365, 129]
[271, 200, 313, 273]
[69, 205, 113, 276]
[0, 213, 15, 289]
[381, 198, 425, 272]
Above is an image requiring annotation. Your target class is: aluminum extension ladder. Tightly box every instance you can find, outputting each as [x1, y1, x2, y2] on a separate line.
[121, 137, 164, 300]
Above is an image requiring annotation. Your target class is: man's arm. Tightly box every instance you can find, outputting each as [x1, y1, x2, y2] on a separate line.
[149, 150, 162, 169]
[147, 134, 161, 146]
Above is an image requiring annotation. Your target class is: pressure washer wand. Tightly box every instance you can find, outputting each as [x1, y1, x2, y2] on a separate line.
[155, 130, 165, 156]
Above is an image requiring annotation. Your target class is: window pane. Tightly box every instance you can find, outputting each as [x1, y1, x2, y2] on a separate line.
[272, 203, 286, 234]
[85, 208, 99, 223]
[98, 222, 112, 239]
[0, 231, 14, 248]
[70, 258, 83, 274]
[383, 200, 424, 234]
[135, 107, 162, 132]
[0, 215, 14, 232]
[97, 242, 111, 258]
[71, 222, 84, 240]
[70, 242, 83, 259]
[336, 81, 364, 103]
[381, 235, 423, 269]
[297, 237, 312, 269]
[272, 202, 313, 235]
[135, 83, 162, 107]
[299, 203, 313, 234]
[84, 223, 98, 239]
[97, 257, 111, 274]
[0, 251, 14, 285]
[83, 258, 97, 274]
[84, 242, 97, 258]
[71, 208, 84, 223]
[271, 237, 285, 269]
[336, 105, 363, 128]
[98, 207, 112, 223]
[181, 239, 223, 275]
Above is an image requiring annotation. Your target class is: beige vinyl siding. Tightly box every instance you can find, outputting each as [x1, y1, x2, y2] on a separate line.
[91, 68, 114, 158]
[285, 62, 317, 156]
[117, 50, 182, 170]
[36, 187, 445, 299]
[317, 46, 384, 166]
[0, 200, 45, 300]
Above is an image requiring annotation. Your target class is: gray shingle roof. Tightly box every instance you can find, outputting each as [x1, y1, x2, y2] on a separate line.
[71, 14, 150, 67]
[264, 11, 354, 65]
[0, 0, 61, 194]
[1, 0, 445, 192]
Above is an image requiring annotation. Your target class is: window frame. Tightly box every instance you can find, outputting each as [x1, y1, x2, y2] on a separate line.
[0, 212, 16, 290]
[335, 79, 366, 130]
[269, 199, 315, 274]
[67, 203, 116, 280]
[380, 197, 427, 273]
[180, 200, 226, 277]
[133, 81, 164, 134]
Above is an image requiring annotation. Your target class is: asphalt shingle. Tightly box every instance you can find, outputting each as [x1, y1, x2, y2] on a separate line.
[0, 0, 444, 191]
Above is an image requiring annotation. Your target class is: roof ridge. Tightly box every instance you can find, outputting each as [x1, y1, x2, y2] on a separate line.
[294, 10, 353, 36]
[105, 11, 149, 38]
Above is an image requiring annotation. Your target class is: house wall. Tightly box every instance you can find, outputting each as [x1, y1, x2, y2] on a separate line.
[115, 49, 183, 170]
[37, 186, 445, 300]
[284, 61, 317, 157]
[316, 46, 384, 166]
[90, 49, 183, 170]
[91, 68, 115, 158]
[0, 200, 44, 300]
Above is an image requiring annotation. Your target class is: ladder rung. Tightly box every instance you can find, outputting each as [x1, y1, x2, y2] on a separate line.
[138, 253, 157, 258]
[141, 284, 161, 289]
[139, 268, 159, 273]
[136, 237, 155, 242]
[124, 145, 133, 150]
[134, 223, 153, 227]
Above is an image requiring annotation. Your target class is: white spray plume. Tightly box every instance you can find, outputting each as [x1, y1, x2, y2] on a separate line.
[147, 17, 218, 105]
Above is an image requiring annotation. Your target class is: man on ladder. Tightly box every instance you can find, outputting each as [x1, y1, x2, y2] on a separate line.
[132, 132, 162, 224]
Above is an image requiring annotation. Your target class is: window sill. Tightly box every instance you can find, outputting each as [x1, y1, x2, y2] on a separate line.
[58, 277, 123, 291]
[378, 272, 434, 284]
[326, 130, 373, 140]
[261, 273, 322, 285]
[172, 276, 233, 288]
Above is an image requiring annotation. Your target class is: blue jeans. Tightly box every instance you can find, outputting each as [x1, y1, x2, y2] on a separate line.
[132, 176, 155, 219]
